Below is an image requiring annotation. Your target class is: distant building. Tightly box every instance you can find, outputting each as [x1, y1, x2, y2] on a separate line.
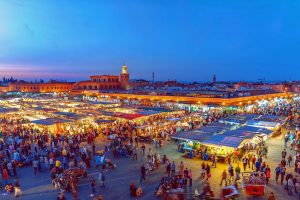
[8, 65, 130, 93]
[8, 81, 74, 93]
[72, 65, 130, 91]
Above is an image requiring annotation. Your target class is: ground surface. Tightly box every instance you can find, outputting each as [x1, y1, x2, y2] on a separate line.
[1, 131, 298, 200]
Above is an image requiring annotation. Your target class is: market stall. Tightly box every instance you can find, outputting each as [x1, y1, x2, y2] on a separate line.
[31, 117, 73, 134]
[201, 135, 247, 158]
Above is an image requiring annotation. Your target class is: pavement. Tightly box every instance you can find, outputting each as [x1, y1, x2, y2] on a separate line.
[1, 131, 299, 200]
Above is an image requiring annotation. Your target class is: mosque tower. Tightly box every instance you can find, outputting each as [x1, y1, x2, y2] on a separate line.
[212, 74, 217, 84]
[119, 65, 130, 90]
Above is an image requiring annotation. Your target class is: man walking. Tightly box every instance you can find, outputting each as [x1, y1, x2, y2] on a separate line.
[90, 177, 96, 196]
[32, 158, 39, 176]
[242, 157, 247, 171]
[275, 165, 281, 183]
[141, 144, 145, 156]
[171, 161, 176, 177]
[280, 167, 286, 185]
[220, 170, 228, 186]
[140, 164, 146, 183]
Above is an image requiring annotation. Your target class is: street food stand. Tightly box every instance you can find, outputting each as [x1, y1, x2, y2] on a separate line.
[242, 172, 266, 196]
[201, 135, 246, 160]
[31, 117, 73, 135]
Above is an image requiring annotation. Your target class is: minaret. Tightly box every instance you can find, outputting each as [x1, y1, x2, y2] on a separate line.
[152, 72, 155, 83]
[119, 65, 130, 90]
[212, 74, 216, 84]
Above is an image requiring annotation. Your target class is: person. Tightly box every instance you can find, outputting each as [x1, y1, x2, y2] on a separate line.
[206, 163, 211, 181]
[179, 161, 184, 176]
[287, 176, 294, 195]
[292, 175, 298, 194]
[285, 133, 289, 148]
[235, 165, 241, 182]
[33, 158, 39, 176]
[275, 165, 281, 183]
[171, 161, 176, 177]
[130, 182, 142, 197]
[133, 147, 138, 160]
[57, 192, 66, 200]
[90, 177, 96, 195]
[97, 171, 103, 186]
[5, 183, 14, 195]
[282, 149, 287, 159]
[154, 139, 158, 149]
[147, 148, 152, 159]
[166, 163, 171, 177]
[255, 160, 261, 172]
[220, 170, 227, 186]
[130, 182, 137, 196]
[93, 143, 96, 155]
[288, 155, 293, 167]
[280, 167, 286, 185]
[95, 154, 101, 168]
[200, 182, 214, 199]
[268, 192, 275, 200]
[265, 168, 271, 184]
[100, 172, 105, 187]
[3, 168, 9, 184]
[140, 164, 146, 182]
[188, 169, 193, 186]
[228, 164, 234, 182]
[242, 157, 248, 171]
[141, 144, 145, 156]
[251, 156, 256, 170]
[211, 154, 216, 168]
[49, 157, 54, 170]
[14, 179, 22, 197]
[135, 136, 139, 147]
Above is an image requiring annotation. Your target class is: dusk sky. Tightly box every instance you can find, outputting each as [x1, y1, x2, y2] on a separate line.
[0, 0, 299, 82]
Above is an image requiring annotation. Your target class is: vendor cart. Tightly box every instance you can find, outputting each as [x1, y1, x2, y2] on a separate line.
[242, 172, 266, 196]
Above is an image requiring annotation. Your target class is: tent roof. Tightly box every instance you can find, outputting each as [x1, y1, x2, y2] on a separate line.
[32, 118, 72, 125]
[172, 130, 213, 141]
[54, 112, 83, 120]
[0, 108, 19, 113]
[95, 119, 115, 124]
[247, 120, 280, 129]
[167, 117, 181, 122]
[235, 126, 273, 135]
[221, 130, 257, 139]
[117, 113, 145, 120]
[202, 135, 246, 148]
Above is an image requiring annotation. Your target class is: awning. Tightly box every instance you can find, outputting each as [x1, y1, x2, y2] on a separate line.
[32, 118, 73, 126]
[202, 135, 246, 149]
[172, 130, 214, 141]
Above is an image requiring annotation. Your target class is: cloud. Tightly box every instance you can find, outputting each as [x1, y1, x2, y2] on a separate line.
[0, 63, 89, 80]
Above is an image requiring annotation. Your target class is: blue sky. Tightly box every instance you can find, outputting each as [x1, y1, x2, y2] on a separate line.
[0, 0, 299, 82]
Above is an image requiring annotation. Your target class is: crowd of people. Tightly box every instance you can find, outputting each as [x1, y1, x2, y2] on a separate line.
[0, 96, 299, 200]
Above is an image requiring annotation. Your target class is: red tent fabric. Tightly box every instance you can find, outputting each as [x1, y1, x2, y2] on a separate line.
[118, 113, 145, 120]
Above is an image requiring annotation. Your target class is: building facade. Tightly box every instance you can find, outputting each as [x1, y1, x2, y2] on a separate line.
[72, 65, 130, 91]
[8, 81, 74, 93]
[8, 65, 130, 93]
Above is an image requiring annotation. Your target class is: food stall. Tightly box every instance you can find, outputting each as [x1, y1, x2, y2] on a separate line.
[31, 117, 73, 135]
[201, 135, 247, 160]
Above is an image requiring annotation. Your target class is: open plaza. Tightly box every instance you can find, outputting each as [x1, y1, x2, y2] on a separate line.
[1, 0, 300, 199]
[0, 92, 299, 200]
